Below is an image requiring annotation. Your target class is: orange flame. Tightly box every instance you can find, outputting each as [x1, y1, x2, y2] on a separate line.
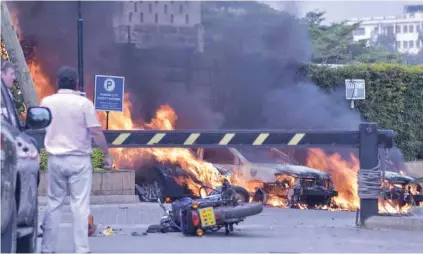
[306, 148, 360, 210]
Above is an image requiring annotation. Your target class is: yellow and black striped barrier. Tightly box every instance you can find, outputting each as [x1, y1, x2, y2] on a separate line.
[27, 128, 393, 149]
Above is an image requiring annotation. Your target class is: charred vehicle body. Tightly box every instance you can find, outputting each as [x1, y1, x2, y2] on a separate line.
[197, 147, 338, 208]
[382, 171, 423, 207]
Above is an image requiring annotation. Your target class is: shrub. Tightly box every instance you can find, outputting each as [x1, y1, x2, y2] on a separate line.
[39, 148, 105, 171]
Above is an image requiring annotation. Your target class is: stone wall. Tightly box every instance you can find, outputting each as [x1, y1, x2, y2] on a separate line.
[38, 170, 135, 196]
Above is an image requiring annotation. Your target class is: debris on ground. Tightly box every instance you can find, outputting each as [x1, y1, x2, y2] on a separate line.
[131, 231, 148, 236]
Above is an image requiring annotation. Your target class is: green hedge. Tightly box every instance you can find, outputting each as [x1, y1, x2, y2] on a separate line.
[307, 63, 423, 160]
[40, 148, 106, 171]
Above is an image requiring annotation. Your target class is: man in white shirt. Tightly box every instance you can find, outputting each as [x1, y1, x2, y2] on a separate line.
[40, 66, 111, 253]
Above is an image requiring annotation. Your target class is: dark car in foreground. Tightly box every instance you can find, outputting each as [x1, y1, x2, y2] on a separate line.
[1, 83, 52, 253]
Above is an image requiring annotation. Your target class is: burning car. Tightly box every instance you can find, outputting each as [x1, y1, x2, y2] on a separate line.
[135, 163, 250, 203]
[382, 171, 423, 207]
[196, 147, 338, 208]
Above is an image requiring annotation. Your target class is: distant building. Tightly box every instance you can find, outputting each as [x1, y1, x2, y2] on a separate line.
[347, 5, 423, 55]
[113, 1, 204, 52]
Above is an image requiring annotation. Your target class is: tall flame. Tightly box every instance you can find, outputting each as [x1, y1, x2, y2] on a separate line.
[306, 148, 360, 210]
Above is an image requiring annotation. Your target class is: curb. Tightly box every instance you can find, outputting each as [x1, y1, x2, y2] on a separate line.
[38, 195, 140, 206]
[364, 214, 423, 231]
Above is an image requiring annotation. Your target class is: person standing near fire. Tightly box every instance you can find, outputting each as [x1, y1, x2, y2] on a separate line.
[40, 66, 112, 253]
[1, 61, 19, 126]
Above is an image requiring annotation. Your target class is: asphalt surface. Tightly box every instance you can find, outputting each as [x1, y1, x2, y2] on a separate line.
[37, 203, 423, 253]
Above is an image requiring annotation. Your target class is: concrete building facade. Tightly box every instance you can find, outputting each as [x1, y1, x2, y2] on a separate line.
[347, 5, 423, 54]
[113, 1, 204, 52]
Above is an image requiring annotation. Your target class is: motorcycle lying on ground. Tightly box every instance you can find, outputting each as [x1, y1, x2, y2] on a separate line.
[147, 180, 263, 236]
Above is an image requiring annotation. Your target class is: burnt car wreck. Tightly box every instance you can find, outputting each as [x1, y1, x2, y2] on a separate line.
[197, 147, 338, 208]
[252, 165, 338, 208]
[382, 171, 423, 207]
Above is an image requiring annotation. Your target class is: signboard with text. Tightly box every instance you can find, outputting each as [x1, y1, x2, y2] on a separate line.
[94, 75, 125, 112]
[345, 79, 365, 100]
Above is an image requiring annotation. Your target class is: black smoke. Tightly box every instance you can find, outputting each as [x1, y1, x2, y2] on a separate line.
[11, 1, 362, 131]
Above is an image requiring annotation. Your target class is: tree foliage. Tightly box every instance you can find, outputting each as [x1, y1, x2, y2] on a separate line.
[305, 11, 359, 64]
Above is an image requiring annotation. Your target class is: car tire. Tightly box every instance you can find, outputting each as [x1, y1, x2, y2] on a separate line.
[232, 186, 250, 203]
[136, 177, 165, 203]
[16, 197, 38, 253]
[252, 188, 268, 205]
[1, 203, 17, 254]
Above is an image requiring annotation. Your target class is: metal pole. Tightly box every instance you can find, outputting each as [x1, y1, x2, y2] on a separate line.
[358, 123, 380, 225]
[77, 1, 84, 93]
[106, 111, 109, 130]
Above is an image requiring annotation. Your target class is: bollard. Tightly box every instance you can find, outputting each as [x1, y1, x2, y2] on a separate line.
[88, 215, 96, 237]
[358, 123, 380, 225]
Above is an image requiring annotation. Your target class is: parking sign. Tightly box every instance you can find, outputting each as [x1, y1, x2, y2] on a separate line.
[94, 75, 125, 112]
[345, 79, 365, 100]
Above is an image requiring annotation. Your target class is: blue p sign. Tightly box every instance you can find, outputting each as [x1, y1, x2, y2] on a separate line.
[104, 78, 116, 92]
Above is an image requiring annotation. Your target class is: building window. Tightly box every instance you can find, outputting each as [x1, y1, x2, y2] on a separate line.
[129, 12, 133, 22]
[386, 26, 394, 36]
[140, 12, 144, 23]
[134, 2, 137, 12]
[170, 14, 174, 24]
[403, 41, 408, 49]
[417, 25, 421, 33]
[403, 25, 408, 33]
[353, 28, 365, 36]
[396, 41, 401, 49]
[417, 40, 421, 48]
[179, 4, 184, 14]
[155, 13, 158, 23]
[396, 25, 401, 33]
[185, 14, 189, 24]
[409, 40, 414, 48]
[409, 25, 414, 33]
[149, 3, 152, 13]
[374, 27, 379, 34]
[164, 4, 168, 14]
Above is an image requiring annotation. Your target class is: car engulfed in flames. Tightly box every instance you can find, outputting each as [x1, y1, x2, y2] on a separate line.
[382, 171, 423, 208]
[193, 147, 338, 209]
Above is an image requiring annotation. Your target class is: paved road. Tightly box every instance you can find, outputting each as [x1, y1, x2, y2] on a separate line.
[37, 203, 423, 253]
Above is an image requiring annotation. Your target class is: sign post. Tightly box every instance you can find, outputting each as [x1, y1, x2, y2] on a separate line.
[94, 75, 125, 130]
[345, 79, 365, 109]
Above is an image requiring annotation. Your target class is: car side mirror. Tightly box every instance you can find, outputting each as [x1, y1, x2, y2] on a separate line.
[25, 107, 52, 130]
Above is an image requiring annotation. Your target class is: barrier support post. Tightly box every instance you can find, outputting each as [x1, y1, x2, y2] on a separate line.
[359, 123, 380, 225]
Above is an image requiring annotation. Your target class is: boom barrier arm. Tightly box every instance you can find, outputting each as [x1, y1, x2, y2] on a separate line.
[27, 128, 393, 149]
[27, 123, 393, 225]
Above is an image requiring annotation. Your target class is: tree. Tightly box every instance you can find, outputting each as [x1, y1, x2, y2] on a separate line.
[305, 11, 359, 64]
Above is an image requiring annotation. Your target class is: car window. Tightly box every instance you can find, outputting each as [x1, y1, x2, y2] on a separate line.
[203, 148, 236, 164]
